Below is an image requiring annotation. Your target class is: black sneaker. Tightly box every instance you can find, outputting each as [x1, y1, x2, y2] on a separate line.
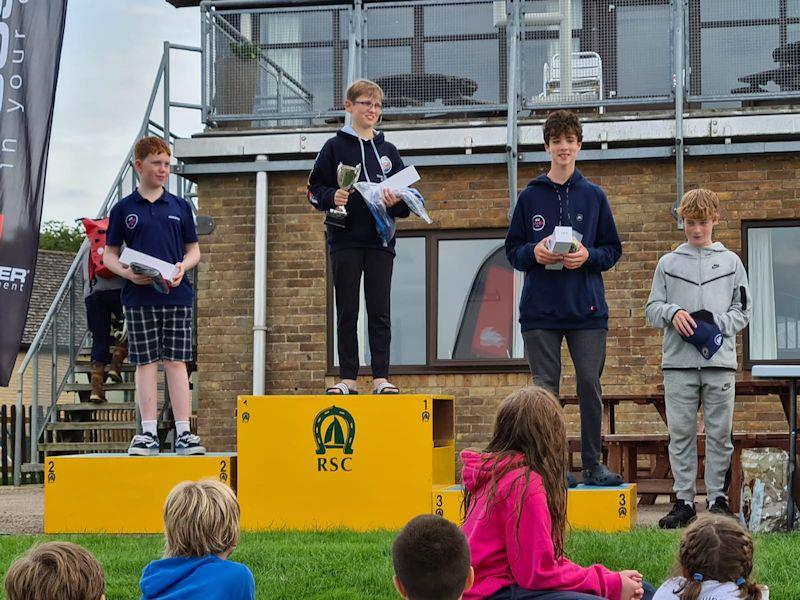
[658, 500, 697, 529]
[582, 463, 624, 486]
[708, 496, 736, 518]
[175, 432, 206, 456]
[566, 472, 578, 488]
[128, 432, 160, 456]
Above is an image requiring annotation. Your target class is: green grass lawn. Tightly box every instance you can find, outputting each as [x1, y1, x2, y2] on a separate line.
[1, 529, 798, 599]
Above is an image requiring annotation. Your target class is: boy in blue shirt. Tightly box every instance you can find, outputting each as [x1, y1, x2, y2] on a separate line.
[505, 110, 623, 486]
[104, 137, 204, 456]
[140, 480, 255, 600]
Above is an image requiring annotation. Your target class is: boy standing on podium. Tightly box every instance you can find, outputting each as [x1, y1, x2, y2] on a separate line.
[307, 79, 411, 395]
[505, 110, 623, 487]
[104, 137, 204, 456]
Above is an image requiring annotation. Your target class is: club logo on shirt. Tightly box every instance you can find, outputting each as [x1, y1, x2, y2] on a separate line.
[532, 214, 545, 231]
[380, 156, 392, 174]
[168, 215, 181, 222]
[715, 333, 723, 346]
[125, 214, 138, 229]
[576, 213, 584, 223]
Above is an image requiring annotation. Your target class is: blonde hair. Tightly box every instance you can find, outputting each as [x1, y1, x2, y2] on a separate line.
[678, 188, 720, 221]
[163, 479, 240, 558]
[134, 136, 171, 161]
[3, 541, 105, 600]
[346, 78, 384, 103]
[671, 515, 762, 600]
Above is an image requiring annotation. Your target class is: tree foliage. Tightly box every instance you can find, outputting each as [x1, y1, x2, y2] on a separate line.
[39, 220, 84, 253]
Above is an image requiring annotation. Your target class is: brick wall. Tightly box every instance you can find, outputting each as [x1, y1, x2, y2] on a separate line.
[194, 154, 800, 452]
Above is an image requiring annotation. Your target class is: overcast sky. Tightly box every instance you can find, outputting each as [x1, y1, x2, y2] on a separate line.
[43, 0, 200, 224]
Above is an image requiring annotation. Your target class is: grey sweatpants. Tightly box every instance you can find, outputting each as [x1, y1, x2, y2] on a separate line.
[663, 368, 735, 504]
[523, 328, 606, 470]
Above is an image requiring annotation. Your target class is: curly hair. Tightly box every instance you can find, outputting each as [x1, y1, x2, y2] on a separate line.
[462, 385, 569, 559]
[543, 110, 583, 145]
[671, 515, 762, 600]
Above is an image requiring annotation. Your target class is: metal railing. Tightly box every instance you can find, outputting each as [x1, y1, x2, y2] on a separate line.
[201, 0, 800, 124]
[13, 43, 202, 485]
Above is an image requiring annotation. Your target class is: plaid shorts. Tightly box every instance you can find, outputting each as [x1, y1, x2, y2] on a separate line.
[124, 305, 193, 365]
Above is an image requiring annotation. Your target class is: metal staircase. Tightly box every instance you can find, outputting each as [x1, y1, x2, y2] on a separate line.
[12, 43, 202, 485]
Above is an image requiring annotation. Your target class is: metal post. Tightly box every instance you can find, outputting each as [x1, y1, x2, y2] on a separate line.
[163, 41, 172, 194]
[789, 378, 797, 530]
[344, 0, 363, 127]
[201, 6, 210, 124]
[68, 280, 75, 384]
[673, 0, 686, 226]
[506, 0, 521, 219]
[13, 382, 22, 485]
[559, 0, 572, 98]
[253, 154, 269, 394]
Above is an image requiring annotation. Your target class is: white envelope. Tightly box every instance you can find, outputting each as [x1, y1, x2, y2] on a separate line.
[119, 248, 179, 280]
[378, 165, 420, 190]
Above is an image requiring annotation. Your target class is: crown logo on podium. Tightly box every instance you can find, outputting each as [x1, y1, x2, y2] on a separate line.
[313, 405, 356, 455]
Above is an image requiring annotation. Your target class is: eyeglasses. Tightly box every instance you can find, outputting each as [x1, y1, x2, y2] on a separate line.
[353, 100, 383, 111]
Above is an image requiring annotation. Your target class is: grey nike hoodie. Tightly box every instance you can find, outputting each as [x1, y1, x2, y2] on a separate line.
[645, 242, 751, 370]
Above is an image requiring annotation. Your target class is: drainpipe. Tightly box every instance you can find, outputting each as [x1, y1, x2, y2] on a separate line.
[253, 155, 268, 394]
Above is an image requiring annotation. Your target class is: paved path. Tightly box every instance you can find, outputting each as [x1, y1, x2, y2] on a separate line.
[0, 484, 43, 534]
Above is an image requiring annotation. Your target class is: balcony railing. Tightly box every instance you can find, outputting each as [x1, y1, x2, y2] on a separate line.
[200, 0, 800, 127]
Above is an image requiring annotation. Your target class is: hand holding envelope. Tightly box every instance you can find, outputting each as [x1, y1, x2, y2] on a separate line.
[120, 248, 180, 295]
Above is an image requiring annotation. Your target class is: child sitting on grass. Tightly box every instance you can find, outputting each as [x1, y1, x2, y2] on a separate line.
[4, 541, 105, 600]
[392, 514, 474, 600]
[653, 514, 768, 599]
[140, 479, 255, 600]
[461, 385, 655, 600]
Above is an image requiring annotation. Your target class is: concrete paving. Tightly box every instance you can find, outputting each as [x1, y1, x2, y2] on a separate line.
[0, 484, 43, 535]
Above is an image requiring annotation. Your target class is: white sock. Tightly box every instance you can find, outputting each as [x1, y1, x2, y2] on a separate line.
[175, 421, 191, 436]
[141, 420, 157, 435]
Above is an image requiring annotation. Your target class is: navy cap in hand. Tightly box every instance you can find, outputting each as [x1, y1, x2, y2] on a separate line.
[680, 309, 723, 359]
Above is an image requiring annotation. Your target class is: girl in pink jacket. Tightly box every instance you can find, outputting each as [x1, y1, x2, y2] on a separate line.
[461, 386, 654, 600]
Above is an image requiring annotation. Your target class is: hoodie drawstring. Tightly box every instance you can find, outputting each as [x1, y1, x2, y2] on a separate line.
[552, 181, 572, 226]
[357, 137, 385, 184]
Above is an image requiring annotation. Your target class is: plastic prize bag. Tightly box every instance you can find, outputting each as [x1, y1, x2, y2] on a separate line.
[354, 182, 432, 246]
[739, 447, 795, 532]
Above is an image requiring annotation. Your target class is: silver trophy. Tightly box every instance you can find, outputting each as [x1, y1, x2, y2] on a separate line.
[325, 163, 361, 229]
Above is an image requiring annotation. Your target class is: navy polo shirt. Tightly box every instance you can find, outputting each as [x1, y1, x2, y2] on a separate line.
[107, 189, 198, 308]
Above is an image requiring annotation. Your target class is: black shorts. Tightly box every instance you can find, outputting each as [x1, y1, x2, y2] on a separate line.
[124, 305, 193, 365]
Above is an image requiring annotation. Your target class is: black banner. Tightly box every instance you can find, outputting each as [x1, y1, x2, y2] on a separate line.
[0, 1, 68, 386]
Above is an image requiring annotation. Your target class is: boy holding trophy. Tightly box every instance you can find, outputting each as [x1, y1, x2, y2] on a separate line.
[505, 110, 623, 486]
[307, 79, 410, 395]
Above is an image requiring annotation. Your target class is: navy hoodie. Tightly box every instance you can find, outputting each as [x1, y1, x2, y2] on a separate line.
[505, 170, 622, 331]
[139, 555, 255, 600]
[307, 125, 410, 254]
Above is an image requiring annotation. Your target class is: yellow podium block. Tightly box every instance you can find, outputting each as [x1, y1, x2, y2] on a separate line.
[430, 483, 638, 532]
[567, 483, 638, 532]
[432, 484, 463, 524]
[44, 453, 235, 534]
[238, 394, 455, 530]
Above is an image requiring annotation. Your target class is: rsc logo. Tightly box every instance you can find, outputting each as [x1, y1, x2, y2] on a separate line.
[313, 405, 355, 472]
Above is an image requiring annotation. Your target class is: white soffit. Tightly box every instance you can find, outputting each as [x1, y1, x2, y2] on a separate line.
[174, 113, 800, 161]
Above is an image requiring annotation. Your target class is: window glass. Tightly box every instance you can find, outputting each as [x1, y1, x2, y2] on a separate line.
[747, 226, 800, 361]
[437, 239, 517, 360]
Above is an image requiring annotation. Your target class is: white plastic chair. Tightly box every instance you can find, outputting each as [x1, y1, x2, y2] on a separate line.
[538, 51, 603, 111]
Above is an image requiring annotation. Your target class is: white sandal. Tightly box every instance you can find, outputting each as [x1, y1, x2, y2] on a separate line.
[326, 382, 358, 395]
